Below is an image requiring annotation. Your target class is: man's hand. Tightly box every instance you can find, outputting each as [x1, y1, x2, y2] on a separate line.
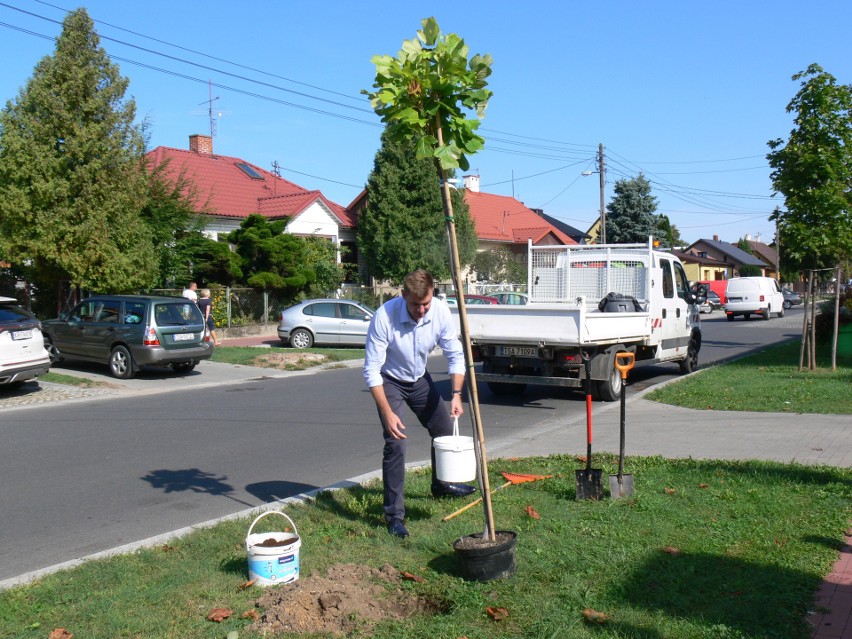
[450, 395, 464, 417]
[383, 411, 407, 439]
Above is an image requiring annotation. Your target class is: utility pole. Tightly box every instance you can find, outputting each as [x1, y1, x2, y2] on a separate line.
[598, 143, 606, 244]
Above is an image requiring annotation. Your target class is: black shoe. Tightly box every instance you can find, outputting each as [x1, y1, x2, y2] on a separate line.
[386, 518, 409, 538]
[431, 482, 477, 498]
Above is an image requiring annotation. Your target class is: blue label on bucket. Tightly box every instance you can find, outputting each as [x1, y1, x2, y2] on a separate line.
[249, 554, 300, 583]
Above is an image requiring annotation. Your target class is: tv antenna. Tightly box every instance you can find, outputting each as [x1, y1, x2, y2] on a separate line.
[190, 80, 231, 137]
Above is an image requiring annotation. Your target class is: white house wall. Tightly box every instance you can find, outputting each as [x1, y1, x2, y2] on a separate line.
[286, 201, 340, 240]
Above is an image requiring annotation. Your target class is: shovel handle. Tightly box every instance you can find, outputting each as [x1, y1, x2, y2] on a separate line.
[442, 481, 511, 522]
[615, 352, 635, 379]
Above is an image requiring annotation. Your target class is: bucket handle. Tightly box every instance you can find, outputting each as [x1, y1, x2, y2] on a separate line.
[247, 510, 299, 538]
[452, 416, 460, 437]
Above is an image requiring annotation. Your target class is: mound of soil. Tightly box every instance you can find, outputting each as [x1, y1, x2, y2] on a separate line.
[253, 352, 327, 368]
[249, 563, 436, 636]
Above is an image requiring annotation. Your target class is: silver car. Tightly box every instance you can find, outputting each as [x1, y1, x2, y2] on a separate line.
[42, 295, 213, 379]
[0, 296, 51, 387]
[278, 299, 374, 348]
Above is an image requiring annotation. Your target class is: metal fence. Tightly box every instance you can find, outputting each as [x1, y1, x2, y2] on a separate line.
[154, 285, 404, 328]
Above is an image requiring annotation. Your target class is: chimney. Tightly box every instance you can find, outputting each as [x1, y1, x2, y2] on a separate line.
[189, 134, 213, 154]
[713, 234, 719, 241]
[463, 174, 480, 193]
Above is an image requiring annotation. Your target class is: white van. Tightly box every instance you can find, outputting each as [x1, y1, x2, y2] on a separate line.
[724, 277, 785, 321]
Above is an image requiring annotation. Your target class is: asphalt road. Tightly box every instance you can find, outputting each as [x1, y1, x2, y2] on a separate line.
[0, 308, 807, 585]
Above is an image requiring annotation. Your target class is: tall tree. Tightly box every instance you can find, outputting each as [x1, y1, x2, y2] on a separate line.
[605, 174, 662, 244]
[657, 214, 685, 248]
[767, 64, 852, 268]
[472, 247, 527, 284]
[141, 162, 211, 288]
[0, 9, 155, 294]
[358, 129, 477, 284]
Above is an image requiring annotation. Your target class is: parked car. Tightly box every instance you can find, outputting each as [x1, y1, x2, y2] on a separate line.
[42, 295, 212, 379]
[278, 299, 375, 348]
[782, 288, 803, 309]
[700, 290, 722, 314]
[0, 296, 51, 387]
[445, 294, 499, 305]
[493, 292, 529, 305]
[724, 277, 785, 321]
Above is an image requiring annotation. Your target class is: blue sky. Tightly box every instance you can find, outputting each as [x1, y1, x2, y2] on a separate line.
[1, 1, 850, 246]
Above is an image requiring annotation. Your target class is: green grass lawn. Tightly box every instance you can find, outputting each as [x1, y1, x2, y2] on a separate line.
[0, 456, 848, 639]
[210, 345, 365, 369]
[647, 340, 852, 413]
[12, 339, 849, 638]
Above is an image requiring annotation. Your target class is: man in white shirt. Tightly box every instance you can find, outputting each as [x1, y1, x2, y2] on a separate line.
[363, 269, 475, 538]
[181, 282, 198, 303]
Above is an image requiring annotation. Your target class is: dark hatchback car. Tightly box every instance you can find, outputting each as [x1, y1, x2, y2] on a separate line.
[42, 295, 213, 379]
[782, 288, 803, 309]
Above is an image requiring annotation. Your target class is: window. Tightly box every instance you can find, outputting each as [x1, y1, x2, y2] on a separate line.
[306, 303, 337, 318]
[95, 300, 121, 323]
[674, 262, 690, 301]
[70, 301, 96, 322]
[340, 303, 368, 320]
[236, 163, 263, 179]
[660, 259, 674, 298]
[124, 302, 146, 324]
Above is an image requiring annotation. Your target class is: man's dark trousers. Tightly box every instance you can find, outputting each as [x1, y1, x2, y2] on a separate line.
[379, 372, 453, 522]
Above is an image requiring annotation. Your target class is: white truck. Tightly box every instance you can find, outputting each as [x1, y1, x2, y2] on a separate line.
[452, 240, 706, 401]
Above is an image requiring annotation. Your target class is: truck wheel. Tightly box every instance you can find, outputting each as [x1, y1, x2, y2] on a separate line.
[778, 306, 785, 318]
[594, 366, 622, 402]
[744, 313, 751, 320]
[487, 381, 526, 396]
[679, 337, 699, 374]
[763, 306, 771, 321]
[726, 313, 734, 322]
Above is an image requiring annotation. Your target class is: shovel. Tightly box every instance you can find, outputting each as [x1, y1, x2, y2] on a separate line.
[609, 352, 636, 498]
[576, 352, 604, 500]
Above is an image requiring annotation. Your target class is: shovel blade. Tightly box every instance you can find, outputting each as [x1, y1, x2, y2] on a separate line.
[575, 469, 604, 500]
[608, 473, 635, 498]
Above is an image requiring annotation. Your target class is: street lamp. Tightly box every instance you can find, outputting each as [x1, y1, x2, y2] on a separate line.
[582, 144, 606, 244]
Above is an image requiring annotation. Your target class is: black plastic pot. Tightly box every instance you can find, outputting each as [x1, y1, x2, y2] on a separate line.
[452, 530, 518, 582]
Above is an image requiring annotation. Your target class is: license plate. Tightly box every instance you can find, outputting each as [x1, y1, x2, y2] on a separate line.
[172, 332, 196, 342]
[11, 330, 32, 340]
[727, 297, 742, 303]
[500, 346, 537, 357]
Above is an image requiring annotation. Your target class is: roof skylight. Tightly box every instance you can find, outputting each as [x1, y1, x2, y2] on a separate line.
[236, 163, 263, 179]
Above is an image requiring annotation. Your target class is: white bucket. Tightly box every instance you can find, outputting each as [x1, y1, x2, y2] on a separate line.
[433, 417, 476, 482]
[245, 511, 301, 587]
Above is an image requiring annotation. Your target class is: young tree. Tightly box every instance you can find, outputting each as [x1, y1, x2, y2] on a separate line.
[0, 8, 156, 294]
[767, 64, 852, 268]
[359, 130, 477, 284]
[605, 174, 662, 244]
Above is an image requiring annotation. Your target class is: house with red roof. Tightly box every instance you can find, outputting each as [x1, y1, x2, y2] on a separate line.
[347, 175, 576, 284]
[146, 134, 358, 274]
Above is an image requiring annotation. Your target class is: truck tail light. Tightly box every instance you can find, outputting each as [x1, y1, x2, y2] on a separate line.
[143, 327, 160, 346]
[759, 294, 765, 302]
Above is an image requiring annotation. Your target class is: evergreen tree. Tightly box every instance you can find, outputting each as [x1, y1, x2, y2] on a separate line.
[657, 214, 685, 248]
[358, 129, 477, 284]
[226, 214, 320, 298]
[605, 174, 662, 244]
[0, 9, 155, 295]
[142, 162, 212, 288]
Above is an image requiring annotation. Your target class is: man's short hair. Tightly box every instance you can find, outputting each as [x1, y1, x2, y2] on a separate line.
[403, 270, 434, 299]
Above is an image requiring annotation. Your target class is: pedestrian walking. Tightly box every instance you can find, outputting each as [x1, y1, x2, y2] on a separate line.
[181, 282, 198, 304]
[197, 288, 221, 346]
[363, 269, 475, 538]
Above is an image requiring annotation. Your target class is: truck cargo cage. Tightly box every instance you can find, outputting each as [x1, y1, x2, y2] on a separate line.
[528, 240, 653, 309]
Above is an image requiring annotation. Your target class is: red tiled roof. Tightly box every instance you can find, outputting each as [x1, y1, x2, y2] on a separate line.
[464, 191, 577, 245]
[146, 146, 354, 228]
